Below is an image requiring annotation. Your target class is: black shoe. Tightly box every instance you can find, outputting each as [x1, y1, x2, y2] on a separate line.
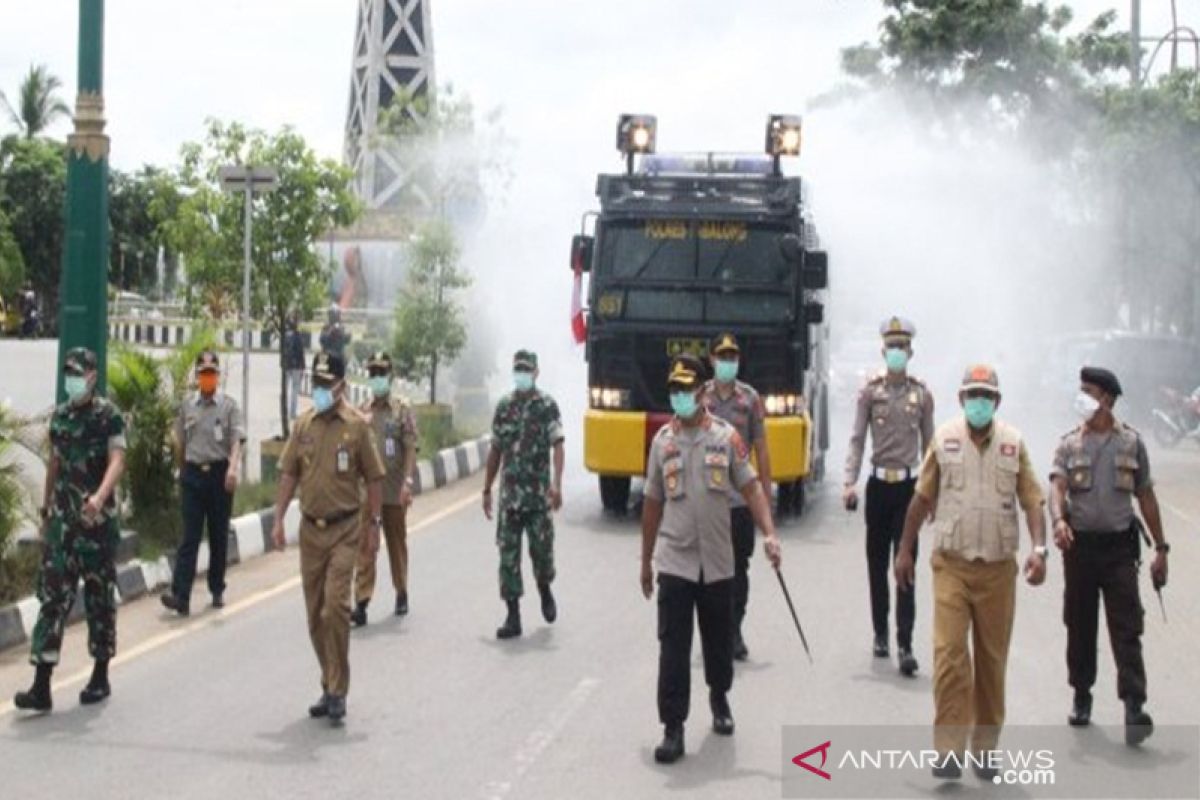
[160, 593, 189, 617]
[654, 725, 685, 764]
[710, 691, 735, 736]
[538, 582, 557, 624]
[395, 591, 408, 616]
[1068, 691, 1092, 727]
[733, 629, 749, 662]
[211, 593, 225, 609]
[972, 763, 999, 782]
[350, 601, 368, 628]
[931, 754, 962, 780]
[308, 693, 330, 718]
[327, 695, 346, 726]
[898, 648, 918, 677]
[13, 687, 52, 713]
[873, 635, 889, 658]
[496, 599, 522, 639]
[1125, 699, 1154, 746]
[79, 681, 110, 705]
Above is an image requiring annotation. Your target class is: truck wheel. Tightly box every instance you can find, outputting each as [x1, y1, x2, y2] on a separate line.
[599, 476, 631, 515]
[776, 480, 805, 518]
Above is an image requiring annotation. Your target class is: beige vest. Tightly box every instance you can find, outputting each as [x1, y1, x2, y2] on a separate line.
[932, 417, 1022, 562]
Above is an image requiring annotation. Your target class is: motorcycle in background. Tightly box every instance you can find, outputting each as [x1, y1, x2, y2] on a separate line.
[1151, 386, 1200, 448]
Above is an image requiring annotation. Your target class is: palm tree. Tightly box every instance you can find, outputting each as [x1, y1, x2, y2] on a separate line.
[0, 64, 71, 139]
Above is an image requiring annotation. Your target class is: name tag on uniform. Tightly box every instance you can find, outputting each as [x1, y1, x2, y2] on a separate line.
[704, 451, 729, 468]
[214, 420, 224, 443]
[337, 447, 350, 473]
[385, 437, 396, 458]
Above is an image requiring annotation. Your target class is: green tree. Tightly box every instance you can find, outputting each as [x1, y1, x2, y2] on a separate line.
[163, 120, 360, 437]
[0, 64, 71, 140]
[110, 166, 181, 298]
[0, 136, 67, 323]
[392, 219, 471, 404]
[0, 208, 26, 298]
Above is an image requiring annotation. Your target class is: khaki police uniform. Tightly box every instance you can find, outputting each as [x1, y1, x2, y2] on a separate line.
[915, 414, 1043, 756]
[280, 399, 385, 698]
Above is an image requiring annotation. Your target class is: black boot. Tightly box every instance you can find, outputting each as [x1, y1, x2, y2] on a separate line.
[160, 592, 190, 617]
[79, 659, 111, 705]
[496, 599, 522, 639]
[710, 690, 735, 736]
[350, 600, 368, 628]
[931, 752, 962, 780]
[327, 695, 347, 726]
[1125, 698, 1154, 746]
[538, 582, 557, 624]
[394, 591, 408, 616]
[732, 628, 749, 662]
[1068, 690, 1092, 727]
[654, 724, 685, 764]
[13, 663, 53, 712]
[872, 635, 889, 658]
[898, 647, 918, 677]
[308, 693, 331, 718]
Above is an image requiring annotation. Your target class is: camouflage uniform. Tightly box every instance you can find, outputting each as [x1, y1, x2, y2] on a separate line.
[29, 369, 126, 666]
[491, 380, 565, 600]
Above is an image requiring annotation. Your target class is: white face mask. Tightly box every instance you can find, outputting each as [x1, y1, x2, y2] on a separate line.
[1074, 391, 1101, 422]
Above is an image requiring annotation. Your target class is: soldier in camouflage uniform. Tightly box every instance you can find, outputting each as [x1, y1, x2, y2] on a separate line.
[481, 350, 565, 639]
[15, 348, 127, 713]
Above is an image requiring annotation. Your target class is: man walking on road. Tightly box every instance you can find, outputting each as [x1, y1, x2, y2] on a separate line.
[283, 312, 306, 421]
[843, 316, 933, 674]
[15, 348, 126, 712]
[1050, 366, 1168, 745]
[481, 350, 565, 640]
[162, 350, 244, 616]
[641, 354, 782, 765]
[699, 332, 771, 662]
[895, 364, 1047, 782]
[271, 351, 385, 726]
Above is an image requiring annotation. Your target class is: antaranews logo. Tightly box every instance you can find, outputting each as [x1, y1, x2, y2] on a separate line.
[791, 741, 832, 781]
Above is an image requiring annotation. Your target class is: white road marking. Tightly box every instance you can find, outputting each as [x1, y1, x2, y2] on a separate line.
[1161, 500, 1196, 526]
[0, 490, 479, 719]
[481, 677, 601, 800]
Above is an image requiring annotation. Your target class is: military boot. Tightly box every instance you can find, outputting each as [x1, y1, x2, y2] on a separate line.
[160, 592, 190, 617]
[350, 600, 368, 628]
[654, 724, 685, 764]
[327, 695, 347, 726]
[308, 693, 331, 719]
[898, 647, 918, 677]
[872, 635, 889, 658]
[732, 628, 749, 662]
[13, 664, 53, 713]
[79, 658, 110, 705]
[394, 591, 409, 616]
[1068, 691, 1092, 727]
[537, 582, 557, 624]
[496, 599, 522, 639]
[1125, 698, 1154, 746]
[710, 690, 735, 736]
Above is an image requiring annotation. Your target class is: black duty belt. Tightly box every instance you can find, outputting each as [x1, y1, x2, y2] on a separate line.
[1072, 527, 1137, 548]
[302, 507, 360, 530]
[186, 460, 229, 474]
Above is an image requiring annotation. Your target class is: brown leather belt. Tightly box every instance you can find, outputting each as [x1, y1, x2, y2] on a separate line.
[302, 507, 360, 530]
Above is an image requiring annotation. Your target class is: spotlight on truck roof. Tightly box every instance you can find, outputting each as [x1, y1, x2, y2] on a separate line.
[765, 114, 803, 158]
[617, 114, 657, 155]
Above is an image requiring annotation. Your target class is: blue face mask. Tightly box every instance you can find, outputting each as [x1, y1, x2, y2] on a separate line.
[963, 396, 997, 429]
[368, 376, 391, 397]
[670, 391, 699, 418]
[714, 359, 739, 383]
[884, 347, 909, 373]
[312, 386, 336, 414]
[514, 372, 535, 392]
[64, 375, 89, 402]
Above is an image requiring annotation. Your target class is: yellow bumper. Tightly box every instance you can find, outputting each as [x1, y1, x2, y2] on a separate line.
[584, 409, 650, 477]
[765, 414, 811, 481]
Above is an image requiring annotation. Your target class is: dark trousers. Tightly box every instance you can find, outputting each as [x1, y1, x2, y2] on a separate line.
[657, 572, 734, 728]
[865, 477, 917, 648]
[1063, 532, 1147, 704]
[730, 507, 755, 631]
[173, 462, 233, 601]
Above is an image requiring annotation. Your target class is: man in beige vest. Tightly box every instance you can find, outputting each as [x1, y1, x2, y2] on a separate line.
[895, 364, 1047, 782]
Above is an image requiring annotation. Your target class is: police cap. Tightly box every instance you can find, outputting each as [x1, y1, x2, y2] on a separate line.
[195, 350, 220, 373]
[880, 316, 916, 344]
[312, 351, 346, 382]
[710, 332, 740, 356]
[366, 351, 393, 374]
[667, 354, 704, 390]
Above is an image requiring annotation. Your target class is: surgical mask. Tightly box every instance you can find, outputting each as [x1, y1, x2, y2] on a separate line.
[64, 375, 89, 402]
[513, 372, 534, 392]
[369, 376, 391, 397]
[312, 386, 336, 414]
[963, 396, 997, 429]
[884, 347, 909, 373]
[197, 372, 219, 395]
[1074, 391, 1101, 422]
[714, 359, 739, 383]
[670, 391, 699, 418]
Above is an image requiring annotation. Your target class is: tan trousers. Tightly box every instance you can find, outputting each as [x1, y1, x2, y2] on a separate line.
[931, 550, 1017, 756]
[354, 505, 408, 604]
[300, 516, 360, 697]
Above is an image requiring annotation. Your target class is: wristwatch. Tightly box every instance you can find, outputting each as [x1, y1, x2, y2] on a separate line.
[1155, 542, 1170, 554]
[1033, 545, 1049, 559]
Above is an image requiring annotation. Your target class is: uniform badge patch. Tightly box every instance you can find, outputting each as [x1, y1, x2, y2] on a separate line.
[944, 439, 962, 453]
[712, 470, 724, 486]
[1000, 443, 1017, 457]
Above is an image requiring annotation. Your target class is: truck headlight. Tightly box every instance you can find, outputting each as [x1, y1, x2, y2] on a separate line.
[589, 387, 632, 410]
[617, 114, 657, 155]
[763, 393, 803, 416]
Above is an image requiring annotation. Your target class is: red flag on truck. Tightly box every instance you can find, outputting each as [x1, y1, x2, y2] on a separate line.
[571, 264, 587, 344]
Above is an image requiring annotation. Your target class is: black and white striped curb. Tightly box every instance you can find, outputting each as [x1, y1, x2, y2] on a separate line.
[0, 434, 492, 653]
[108, 320, 318, 353]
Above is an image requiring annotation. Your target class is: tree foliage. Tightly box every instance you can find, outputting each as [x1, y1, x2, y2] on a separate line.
[0, 208, 26, 299]
[109, 167, 181, 299]
[0, 135, 66, 317]
[0, 64, 71, 140]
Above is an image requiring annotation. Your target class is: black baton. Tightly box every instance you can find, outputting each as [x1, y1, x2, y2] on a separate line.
[774, 566, 813, 664]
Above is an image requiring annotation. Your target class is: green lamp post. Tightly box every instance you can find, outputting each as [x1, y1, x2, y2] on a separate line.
[56, 0, 109, 400]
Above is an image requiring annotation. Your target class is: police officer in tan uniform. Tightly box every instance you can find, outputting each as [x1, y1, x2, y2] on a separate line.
[843, 317, 933, 673]
[895, 364, 1047, 782]
[1050, 366, 1168, 745]
[700, 332, 771, 662]
[271, 352, 385, 726]
[640, 354, 782, 765]
[350, 351, 419, 627]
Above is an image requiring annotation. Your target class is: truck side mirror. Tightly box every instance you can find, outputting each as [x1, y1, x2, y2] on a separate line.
[802, 250, 828, 290]
[803, 302, 825, 324]
[779, 233, 804, 263]
[571, 235, 594, 273]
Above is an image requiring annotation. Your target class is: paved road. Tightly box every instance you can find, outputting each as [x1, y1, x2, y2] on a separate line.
[2, 391, 1198, 799]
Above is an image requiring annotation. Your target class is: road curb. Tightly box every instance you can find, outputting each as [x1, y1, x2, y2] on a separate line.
[0, 433, 492, 654]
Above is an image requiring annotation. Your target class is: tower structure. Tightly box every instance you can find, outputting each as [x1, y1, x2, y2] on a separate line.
[344, 0, 436, 211]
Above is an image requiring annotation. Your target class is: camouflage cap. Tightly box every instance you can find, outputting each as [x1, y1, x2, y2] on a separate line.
[63, 347, 98, 375]
[667, 355, 703, 390]
[881, 316, 916, 344]
[312, 351, 346, 381]
[195, 350, 220, 373]
[710, 332, 740, 356]
[366, 350, 393, 373]
[513, 349, 538, 370]
[960, 363, 1000, 395]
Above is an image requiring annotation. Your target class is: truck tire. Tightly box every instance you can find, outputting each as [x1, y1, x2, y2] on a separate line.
[599, 476, 631, 515]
